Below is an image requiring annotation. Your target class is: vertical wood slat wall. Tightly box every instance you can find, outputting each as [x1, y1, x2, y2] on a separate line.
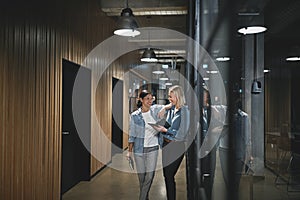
[265, 65, 291, 132]
[91, 59, 129, 175]
[0, 0, 120, 199]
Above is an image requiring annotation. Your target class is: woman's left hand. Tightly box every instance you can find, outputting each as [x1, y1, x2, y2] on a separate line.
[158, 103, 172, 118]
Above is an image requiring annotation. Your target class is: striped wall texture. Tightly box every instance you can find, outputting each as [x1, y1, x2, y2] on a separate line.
[0, 0, 125, 199]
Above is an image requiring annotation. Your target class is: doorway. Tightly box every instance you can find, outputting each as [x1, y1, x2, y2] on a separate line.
[61, 59, 91, 195]
[111, 77, 124, 157]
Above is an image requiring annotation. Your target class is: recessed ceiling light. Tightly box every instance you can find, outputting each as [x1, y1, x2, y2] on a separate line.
[165, 82, 172, 86]
[237, 26, 267, 35]
[264, 69, 271, 73]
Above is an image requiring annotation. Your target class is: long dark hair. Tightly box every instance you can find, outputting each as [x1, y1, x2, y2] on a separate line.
[137, 90, 151, 108]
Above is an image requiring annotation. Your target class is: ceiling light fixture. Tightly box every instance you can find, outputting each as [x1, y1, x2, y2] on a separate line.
[238, 26, 267, 35]
[152, 70, 165, 74]
[162, 64, 169, 69]
[152, 65, 164, 74]
[159, 75, 169, 81]
[141, 48, 158, 62]
[286, 57, 300, 61]
[216, 57, 230, 62]
[285, 46, 300, 62]
[114, 0, 140, 37]
[237, 12, 267, 35]
[141, 29, 157, 62]
[206, 70, 218, 74]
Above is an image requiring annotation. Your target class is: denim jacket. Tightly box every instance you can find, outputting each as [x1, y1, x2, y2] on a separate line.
[128, 105, 164, 154]
[163, 105, 190, 141]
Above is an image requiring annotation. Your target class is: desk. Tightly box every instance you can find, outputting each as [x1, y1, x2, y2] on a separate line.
[266, 131, 299, 138]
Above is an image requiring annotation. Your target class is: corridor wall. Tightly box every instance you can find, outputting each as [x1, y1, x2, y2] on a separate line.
[0, 0, 122, 199]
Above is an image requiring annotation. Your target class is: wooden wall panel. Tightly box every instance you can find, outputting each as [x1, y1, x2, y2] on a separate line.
[0, 0, 121, 199]
[90, 60, 128, 175]
[265, 66, 291, 132]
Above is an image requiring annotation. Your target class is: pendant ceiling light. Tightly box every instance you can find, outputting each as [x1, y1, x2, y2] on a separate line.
[286, 46, 300, 62]
[152, 65, 165, 74]
[237, 12, 267, 35]
[141, 48, 158, 62]
[238, 26, 267, 35]
[114, 0, 140, 37]
[141, 29, 157, 62]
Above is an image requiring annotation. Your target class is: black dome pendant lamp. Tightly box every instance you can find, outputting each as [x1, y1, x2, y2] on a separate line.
[114, 0, 140, 37]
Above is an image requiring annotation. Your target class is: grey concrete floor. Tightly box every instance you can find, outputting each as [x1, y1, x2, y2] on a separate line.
[62, 150, 300, 200]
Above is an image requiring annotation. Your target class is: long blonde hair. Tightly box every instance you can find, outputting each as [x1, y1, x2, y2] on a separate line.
[169, 85, 186, 108]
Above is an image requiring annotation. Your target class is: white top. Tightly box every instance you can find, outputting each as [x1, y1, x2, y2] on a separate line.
[142, 110, 159, 147]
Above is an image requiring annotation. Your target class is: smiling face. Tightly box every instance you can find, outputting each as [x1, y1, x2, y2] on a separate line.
[141, 94, 154, 110]
[168, 92, 177, 106]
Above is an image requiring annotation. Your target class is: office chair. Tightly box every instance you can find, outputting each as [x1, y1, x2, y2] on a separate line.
[287, 136, 300, 192]
[275, 123, 291, 185]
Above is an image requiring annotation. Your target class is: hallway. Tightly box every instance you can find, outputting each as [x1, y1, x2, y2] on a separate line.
[62, 151, 300, 200]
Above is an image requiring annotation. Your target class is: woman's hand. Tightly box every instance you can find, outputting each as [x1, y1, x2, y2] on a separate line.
[126, 151, 132, 160]
[158, 103, 172, 118]
[158, 108, 166, 118]
[152, 125, 167, 133]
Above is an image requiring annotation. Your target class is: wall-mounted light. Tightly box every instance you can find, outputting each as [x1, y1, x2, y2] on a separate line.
[114, 0, 140, 37]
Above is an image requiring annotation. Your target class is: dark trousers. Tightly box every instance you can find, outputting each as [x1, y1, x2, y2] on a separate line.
[201, 145, 217, 200]
[162, 140, 185, 200]
[219, 147, 244, 200]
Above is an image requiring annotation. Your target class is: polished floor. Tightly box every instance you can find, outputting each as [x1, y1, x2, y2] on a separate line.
[62, 150, 300, 200]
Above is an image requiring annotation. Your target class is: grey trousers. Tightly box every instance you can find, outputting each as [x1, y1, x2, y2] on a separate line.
[134, 146, 159, 200]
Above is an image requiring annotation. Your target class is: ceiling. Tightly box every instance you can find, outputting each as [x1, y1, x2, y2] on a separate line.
[99, 0, 300, 72]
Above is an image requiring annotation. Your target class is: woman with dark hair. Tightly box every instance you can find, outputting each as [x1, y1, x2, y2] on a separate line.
[126, 90, 170, 200]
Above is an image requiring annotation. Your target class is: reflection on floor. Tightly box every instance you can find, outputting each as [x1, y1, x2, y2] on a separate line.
[62, 150, 300, 200]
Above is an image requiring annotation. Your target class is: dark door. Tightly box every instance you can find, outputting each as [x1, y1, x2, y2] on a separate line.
[111, 77, 123, 156]
[61, 59, 91, 195]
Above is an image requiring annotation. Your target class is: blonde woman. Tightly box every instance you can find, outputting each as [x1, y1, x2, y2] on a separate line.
[152, 85, 190, 200]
